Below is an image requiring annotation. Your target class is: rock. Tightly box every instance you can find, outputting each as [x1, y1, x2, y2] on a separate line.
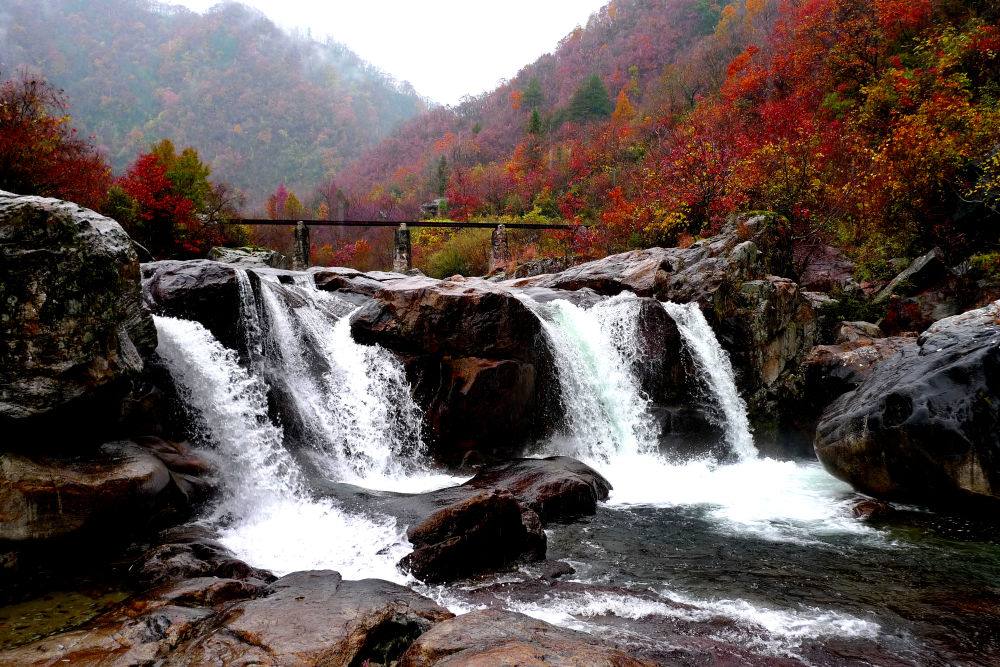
[875, 247, 952, 304]
[5, 571, 448, 666]
[312, 265, 396, 298]
[803, 336, 915, 405]
[851, 499, 895, 521]
[815, 300, 1000, 507]
[794, 242, 856, 292]
[398, 608, 656, 667]
[399, 489, 546, 583]
[464, 456, 612, 524]
[130, 529, 275, 588]
[352, 276, 547, 361]
[2, 599, 216, 666]
[835, 321, 884, 344]
[0, 192, 156, 438]
[174, 570, 452, 665]
[208, 245, 291, 269]
[0, 441, 171, 542]
[142, 259, 243, 349]
[352, 276, 559, 457]
[425, 357, 541, 456]
[505, 246, 675, 296]
[720, 276, 818, 448]
[503, 212, 792, 300]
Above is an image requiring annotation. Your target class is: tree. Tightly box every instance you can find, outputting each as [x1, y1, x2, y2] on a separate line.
[150, 139, 212, 210]
[527, 109, 543, 136]
[433, 156, 449, 197]
[523, 78, 544, 110]
[565, 74, 613, 124]
[0, 73, 111, 209]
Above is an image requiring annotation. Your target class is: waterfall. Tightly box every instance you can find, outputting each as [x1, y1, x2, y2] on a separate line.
[519, 292, 659, 462]
[153, 312, 418, 581]
[662, 301, 756, 461]
[240, 272, 426, 484]
[154, 315, 301, 511]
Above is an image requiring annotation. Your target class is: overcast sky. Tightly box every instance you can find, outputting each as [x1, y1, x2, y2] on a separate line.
[171, 0, 609, 105]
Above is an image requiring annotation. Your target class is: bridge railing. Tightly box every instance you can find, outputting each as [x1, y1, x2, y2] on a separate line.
[228, 219, 588, 271]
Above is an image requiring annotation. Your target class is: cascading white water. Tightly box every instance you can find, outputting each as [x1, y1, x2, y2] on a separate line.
[245, 274, 426, 485]
[662, 301, 756, 461]
[153, 314, 417, 581]
[155, 314, 300, 506]
[519, 292, 659, 461]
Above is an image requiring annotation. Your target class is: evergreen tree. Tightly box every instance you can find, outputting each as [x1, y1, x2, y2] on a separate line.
[523, 78, 543, 110]
[527, 109, 543, 136]
[566, 74, 613, 123]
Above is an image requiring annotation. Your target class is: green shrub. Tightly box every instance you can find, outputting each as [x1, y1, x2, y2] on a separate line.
[422, 229, 491, 278]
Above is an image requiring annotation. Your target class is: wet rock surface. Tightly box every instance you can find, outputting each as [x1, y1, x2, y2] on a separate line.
[142, 259, 244, 350]
[3, 569, 452, 667]
[209, 245, 291, 269]
[399, 608, 657, 666]
[352, 275, 560, 457]
[815, 300, 1000, 506]
[464, 455, 612, 523]
[399, 488, 546, 583]
[377, 457, 610, 583]
[174, 570, 452, 666]
[0, 192, 156, 438]
[0, 441, 171, 542]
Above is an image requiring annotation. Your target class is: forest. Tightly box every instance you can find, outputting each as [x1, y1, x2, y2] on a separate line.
[0, 0, 425, 201]
[2, 0, 998, 279]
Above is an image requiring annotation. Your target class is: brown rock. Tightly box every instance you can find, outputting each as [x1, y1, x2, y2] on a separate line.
[465, 456, 612, 524]
[0, 192, 156, 437]
[174, 570, 452, 666]
[0, 441, 171, 542]
[398, 608, 656, 667]
[351, 275, 547, 362]
[399, 489, 545, 583]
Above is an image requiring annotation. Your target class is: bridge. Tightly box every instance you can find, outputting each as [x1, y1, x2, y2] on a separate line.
[232, 219, 587, 272]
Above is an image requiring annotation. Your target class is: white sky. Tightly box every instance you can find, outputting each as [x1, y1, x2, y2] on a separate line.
[171, 1, 609, 105]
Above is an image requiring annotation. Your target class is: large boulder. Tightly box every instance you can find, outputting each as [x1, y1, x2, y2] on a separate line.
[505, 212, 793, 302]
[352, 275, 559, 458]
[4, 570, 452, 666]
[174, 571, 452, 665]
[398, 608, 656, 667]
[464, 456, 612, 523]
[814, 301, 1000, 507]
[0, 441, 171, 542]
[0, 192, 156, 439]
[142, 259, 244, 351]
[399, 488, 546, 584]
[384, 457, 609, 583]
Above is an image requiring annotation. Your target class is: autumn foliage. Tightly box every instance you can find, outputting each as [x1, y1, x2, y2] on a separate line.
[0, 73, 111, 209]
[330, 0, 1000, 273]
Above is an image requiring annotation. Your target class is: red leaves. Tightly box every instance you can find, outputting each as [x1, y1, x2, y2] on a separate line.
[0, 74, 111, 209]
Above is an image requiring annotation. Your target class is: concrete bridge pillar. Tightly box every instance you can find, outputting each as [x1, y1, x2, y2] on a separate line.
[292, 221, 309, 270]
[393, 223, 412, 272]
[489, 224, 509, 274]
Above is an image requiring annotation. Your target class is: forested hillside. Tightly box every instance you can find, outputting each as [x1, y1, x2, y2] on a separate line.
[0, 0, 425, 202]
[333, 0, 999, 278]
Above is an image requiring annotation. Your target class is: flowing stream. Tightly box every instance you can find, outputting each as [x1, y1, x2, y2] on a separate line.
[146, 278, 1000, 664]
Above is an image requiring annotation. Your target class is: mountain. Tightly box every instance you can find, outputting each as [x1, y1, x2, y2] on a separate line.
[0, 0, 426, 203]
[334, 0, 1000, 278]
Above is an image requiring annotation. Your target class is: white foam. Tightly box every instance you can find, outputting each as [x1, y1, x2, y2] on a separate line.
[589, 453, 875, 544]
[507, 589, 880, 643]
[217, 496, 411, 583]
